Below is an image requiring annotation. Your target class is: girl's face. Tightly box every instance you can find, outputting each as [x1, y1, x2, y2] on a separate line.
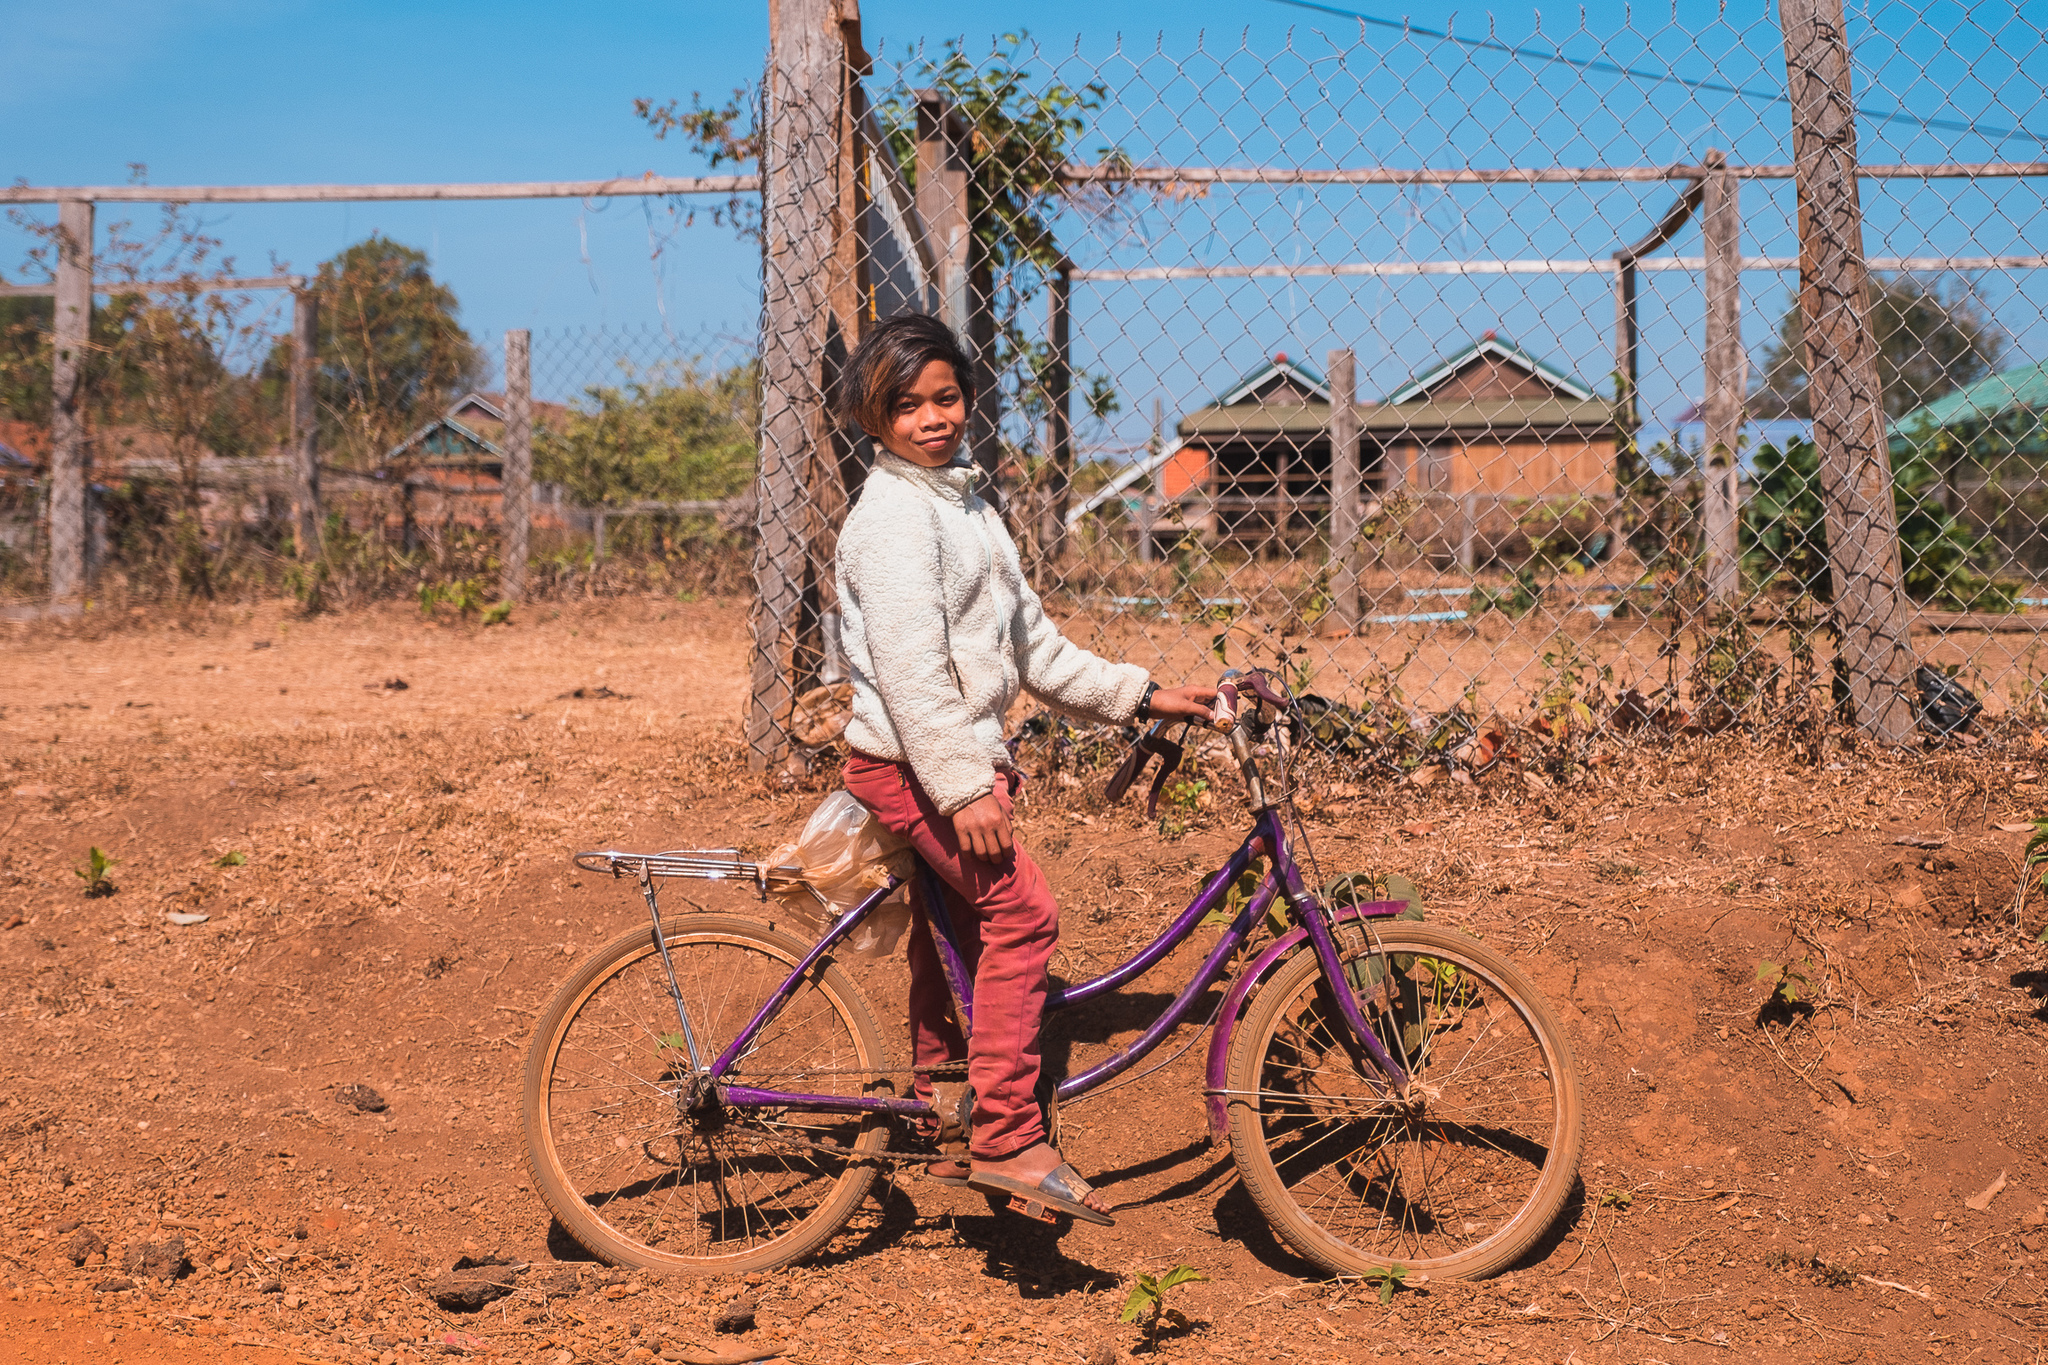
[874, 359, 968, 468]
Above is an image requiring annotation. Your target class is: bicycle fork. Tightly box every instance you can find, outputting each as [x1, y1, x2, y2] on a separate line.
[1264, 810, 1416, 1104]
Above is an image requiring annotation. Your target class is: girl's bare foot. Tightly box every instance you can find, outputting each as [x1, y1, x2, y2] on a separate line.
[971, 1142, 1112, 1215]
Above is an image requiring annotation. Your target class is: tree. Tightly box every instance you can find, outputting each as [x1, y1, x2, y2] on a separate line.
[636, 33, 1119, 449]
[1751, 273, 2007, 420]
[1740, 436, 2016, 611]
[304, 236, 484, 468]
[535, 362, 758, 507]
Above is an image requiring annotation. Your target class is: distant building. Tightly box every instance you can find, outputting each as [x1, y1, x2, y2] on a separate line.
[1171, 333, 1620, 556]
[382, 391, 570, 488]
[1888, 359, 2048, 463]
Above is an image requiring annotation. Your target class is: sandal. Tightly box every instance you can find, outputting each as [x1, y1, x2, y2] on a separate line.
[968, 1161, 1115, 1227]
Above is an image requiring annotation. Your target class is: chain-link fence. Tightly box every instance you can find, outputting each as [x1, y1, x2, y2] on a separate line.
[0, 299, 758, 606]
[746, 1, 2048, 766]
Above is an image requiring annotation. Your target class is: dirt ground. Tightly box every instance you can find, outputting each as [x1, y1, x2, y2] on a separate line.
[3, 595, 2046, 1365]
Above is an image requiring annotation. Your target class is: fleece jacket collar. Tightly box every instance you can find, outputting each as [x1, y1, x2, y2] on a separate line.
[870, 449, 982, 507]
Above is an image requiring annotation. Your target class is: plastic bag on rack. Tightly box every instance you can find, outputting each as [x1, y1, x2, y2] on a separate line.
[764, 790, 915, 957]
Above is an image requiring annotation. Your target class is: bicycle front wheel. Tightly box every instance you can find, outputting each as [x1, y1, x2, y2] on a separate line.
[523, 914, 891, 1276]
[1225, 921, 1581, 1280]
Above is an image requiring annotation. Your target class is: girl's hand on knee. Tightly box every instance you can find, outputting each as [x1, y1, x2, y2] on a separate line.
[952, 792, 1014, 863]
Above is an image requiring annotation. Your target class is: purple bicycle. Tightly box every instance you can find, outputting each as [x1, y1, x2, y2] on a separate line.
[523, 669, 1583, 1279]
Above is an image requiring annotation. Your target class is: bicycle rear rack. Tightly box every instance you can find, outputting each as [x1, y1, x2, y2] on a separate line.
[572, 849, 827, 906]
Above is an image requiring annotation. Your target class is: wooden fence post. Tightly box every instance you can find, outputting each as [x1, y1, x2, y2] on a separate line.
[1326, 347, 1362, 631]
[1042, 259, 1073, 568]
[1137, 398, 1162, 564]
[749, 0, 847, 770]
[912, 91, 1001, 477]
[289, 284, 322, 558]
[500, 328, 533, 602]
[47, 198, 92, 604]
[1780, 0, 1919, 743]
[1700, 151, 1744, 603]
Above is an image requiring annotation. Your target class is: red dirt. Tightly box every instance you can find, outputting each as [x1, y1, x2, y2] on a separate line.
[2, 596, 2046, 1365]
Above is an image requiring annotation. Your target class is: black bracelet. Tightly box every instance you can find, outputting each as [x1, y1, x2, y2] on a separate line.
[1136, 680, 1159, 721]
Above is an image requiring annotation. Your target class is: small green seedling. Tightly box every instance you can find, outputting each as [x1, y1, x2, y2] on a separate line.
[75, 846, 116, 898]
[1756, 958, 1814, 1006]
[214, 850, 247, 868]
[1363, 1264, 1409, 1305]
[482, 601, 514, 627]
[1598, 1188, 1635, 1212]
[1120, 1264, 1206, 1344]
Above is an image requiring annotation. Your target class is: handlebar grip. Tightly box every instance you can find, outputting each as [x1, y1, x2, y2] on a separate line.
[1210, 681, 1240, 733]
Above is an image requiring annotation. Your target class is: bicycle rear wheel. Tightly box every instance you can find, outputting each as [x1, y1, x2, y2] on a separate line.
[1225, 921, 1581, 1280]
[523, 914, 891, 1275]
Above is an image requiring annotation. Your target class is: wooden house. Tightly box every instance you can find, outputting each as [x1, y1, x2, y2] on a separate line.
[1168, 351, 1335, 550]
[377, 391, 573, 545]
[1171, 334, 1619, 555]
[1376, 332, 1617, 500]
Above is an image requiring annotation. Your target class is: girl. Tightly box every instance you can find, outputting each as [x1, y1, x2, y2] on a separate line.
[837, 313, 1214, 1225]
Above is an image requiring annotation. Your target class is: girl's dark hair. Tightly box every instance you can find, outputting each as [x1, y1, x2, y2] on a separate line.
[839, 313, 974, 435]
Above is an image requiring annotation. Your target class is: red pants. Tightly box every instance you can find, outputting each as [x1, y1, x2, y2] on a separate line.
[842, 753, 1059, 1159]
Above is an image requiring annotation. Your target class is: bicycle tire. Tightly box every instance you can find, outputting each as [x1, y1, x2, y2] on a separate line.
[523, 914, 891, 1276]
[1224, 921, 1582, 1280]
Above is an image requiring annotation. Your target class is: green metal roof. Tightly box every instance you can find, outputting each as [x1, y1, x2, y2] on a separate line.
[1178, 396, 1618, 440]
[1889, 360, 2048, 434]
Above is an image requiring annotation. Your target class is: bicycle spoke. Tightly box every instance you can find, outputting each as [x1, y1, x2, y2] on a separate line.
[531, 924, 886, 1270]
[1233, 929, 1572, 1273]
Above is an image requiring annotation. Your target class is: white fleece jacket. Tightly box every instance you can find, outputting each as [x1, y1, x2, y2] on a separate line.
[837, 450, 1151, 815]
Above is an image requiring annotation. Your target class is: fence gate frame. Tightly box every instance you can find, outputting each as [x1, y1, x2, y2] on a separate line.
[1, 173, 752, 613]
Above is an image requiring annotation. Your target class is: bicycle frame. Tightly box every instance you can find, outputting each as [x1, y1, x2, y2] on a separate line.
[699, 803, 1416, 1125]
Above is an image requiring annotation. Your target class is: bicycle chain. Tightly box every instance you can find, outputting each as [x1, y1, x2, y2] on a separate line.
[677, 1065, 970, 1169]
[738, 1122, 933, 1169]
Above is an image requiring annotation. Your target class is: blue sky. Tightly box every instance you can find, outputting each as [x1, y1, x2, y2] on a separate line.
[5, 2, 2043, 455]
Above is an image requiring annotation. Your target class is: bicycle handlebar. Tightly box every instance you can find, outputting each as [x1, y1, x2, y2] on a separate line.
[1106, 669, 1294, 814]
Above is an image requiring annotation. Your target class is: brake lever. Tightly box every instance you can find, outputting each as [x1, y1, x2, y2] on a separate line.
[1104, 721, 1169, 804]
[1103, 721, 1186, 818]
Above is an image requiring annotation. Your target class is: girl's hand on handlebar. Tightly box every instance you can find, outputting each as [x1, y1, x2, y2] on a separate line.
[1146, 685, 1219, 724]
[952, 791, 1015, 863]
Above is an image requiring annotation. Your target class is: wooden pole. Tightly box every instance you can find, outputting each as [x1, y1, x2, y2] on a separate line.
[1612, 256, 1639, 459]
[500, 328, 533, 603]
[1138, 399, 1161, 564]
[1326, 347, 1362, 631]
[47, 199, 92, 604]
[1699, 151, 1744, 603]
[749, 0, 844, 770]
[289, 287, 322, 558]
[1780, 0, 1918, 743]
[1044, 260, 1074, 566]
[915, 92, 970, 337]
[912, 91, 999, 476]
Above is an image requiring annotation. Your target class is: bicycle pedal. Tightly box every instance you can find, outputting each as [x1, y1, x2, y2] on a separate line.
[1006, 1195, 1059, 1225]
